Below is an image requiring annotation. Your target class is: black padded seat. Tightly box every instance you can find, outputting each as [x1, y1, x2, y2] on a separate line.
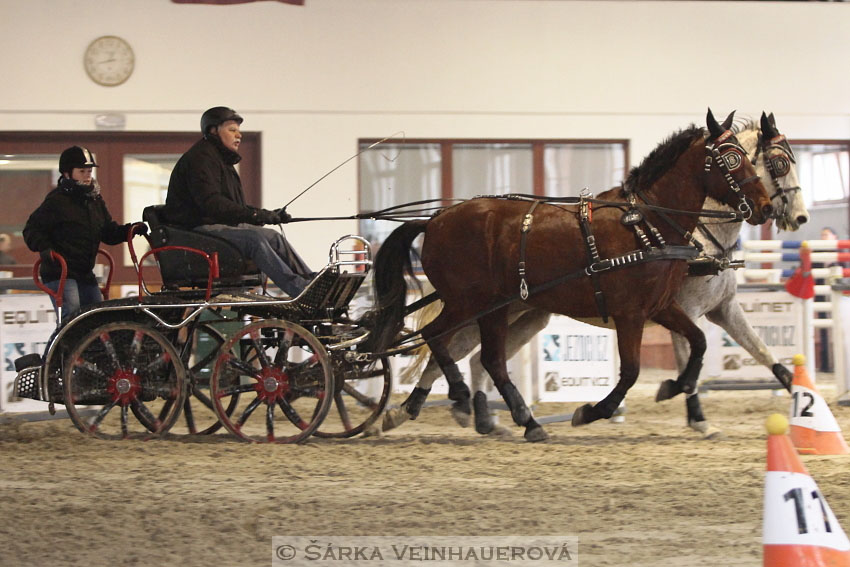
[143, 205, 262, 289]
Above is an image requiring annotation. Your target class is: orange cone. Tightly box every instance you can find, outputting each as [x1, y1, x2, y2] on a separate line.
[789, 354, 850, 456]
[764, 413, 850, 566]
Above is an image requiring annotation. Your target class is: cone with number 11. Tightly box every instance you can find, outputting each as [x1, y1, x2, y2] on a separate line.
[764, 413, 850, 566]
[788, 354, 850, 455]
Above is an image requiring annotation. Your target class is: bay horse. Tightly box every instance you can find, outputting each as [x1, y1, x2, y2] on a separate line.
[378, 112, 808, 439]
[367, 110, 774, 441]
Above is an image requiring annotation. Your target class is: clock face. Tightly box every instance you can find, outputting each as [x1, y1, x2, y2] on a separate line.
[84, 36, 134, 87]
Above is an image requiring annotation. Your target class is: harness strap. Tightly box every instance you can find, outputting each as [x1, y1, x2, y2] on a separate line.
[517, 200, 540, 300]
[579, 193, 609, 323]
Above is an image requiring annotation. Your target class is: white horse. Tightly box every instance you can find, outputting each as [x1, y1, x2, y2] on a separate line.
[378, 112, 808, 438]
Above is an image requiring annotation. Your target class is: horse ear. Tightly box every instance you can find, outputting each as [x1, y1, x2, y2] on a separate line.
[761, 112, 779, 138]
[721, 110, 735, 131]
[706, 108, 723, 139]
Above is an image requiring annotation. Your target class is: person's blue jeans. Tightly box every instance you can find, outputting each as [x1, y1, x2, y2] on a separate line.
[195, 223, 313, 297]
[45, 279, 103, 322]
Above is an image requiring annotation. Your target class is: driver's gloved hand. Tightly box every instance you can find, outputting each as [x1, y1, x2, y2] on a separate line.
[276, 207, 292, 224]
[252, 208, 281, 225]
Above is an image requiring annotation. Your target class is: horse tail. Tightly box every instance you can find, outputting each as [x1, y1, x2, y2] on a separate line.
[398, 281, 442, 384]
[363, 219, 428, 353]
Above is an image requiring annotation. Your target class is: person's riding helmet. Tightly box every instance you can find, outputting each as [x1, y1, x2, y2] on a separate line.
[58, 146, 98, 174]
[201, 106, 243, 136]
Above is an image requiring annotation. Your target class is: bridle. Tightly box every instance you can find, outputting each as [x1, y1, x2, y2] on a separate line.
[751, 132, 801, 220]
[704, 129, 762, 221]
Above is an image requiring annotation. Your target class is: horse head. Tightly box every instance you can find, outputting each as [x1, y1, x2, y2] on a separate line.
[754, 112, 809, 231]
[705, 108, 773, 225]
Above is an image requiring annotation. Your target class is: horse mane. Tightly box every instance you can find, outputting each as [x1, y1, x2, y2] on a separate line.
[732, 118, 758, 135]
[623, 125, 704, 194]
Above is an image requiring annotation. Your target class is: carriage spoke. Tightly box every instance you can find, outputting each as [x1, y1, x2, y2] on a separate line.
[236, 396, 263, 427]
[131, 399, 161, 431]
[128, 330, 145, 370]
[215, 382, 257, 399]
[87, 400, 118, 433]
[120, 405, 129, 438]
[75, 359, 109, 381]
[277, 397, 308, 430]
[192, 388, 216, 411]
[99, 332, 122, 369]
[333, 391, 353, 431]
[340, 382, 379, 410]
[266, 403, 275, 442]
[273, 329, 294, 367]
[183, 397, 199, 434]
[249, 334, 272, 369]
[226, 357, 262, 379]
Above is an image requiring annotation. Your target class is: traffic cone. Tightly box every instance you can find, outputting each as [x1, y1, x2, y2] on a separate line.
[788, 354, 850, 455]
[763, 413, 850, 566]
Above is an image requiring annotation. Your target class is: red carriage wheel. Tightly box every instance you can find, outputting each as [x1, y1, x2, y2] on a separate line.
[63, 321, 187, 440]
[209, 320, 333, 443]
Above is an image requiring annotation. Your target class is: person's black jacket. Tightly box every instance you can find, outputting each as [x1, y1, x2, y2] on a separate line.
[163, 136, 262, 228]
[23, 185, 130, 285]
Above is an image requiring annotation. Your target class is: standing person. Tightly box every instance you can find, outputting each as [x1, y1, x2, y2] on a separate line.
[23, 146, 147, 320]
[0, 233, 16, 265]
[162, 106, 313, 297]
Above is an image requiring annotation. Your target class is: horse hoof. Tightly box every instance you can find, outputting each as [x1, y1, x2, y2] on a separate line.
[475, 416, 494, 435]
[524, 424, 549, 442]
[360, 424, 383, 438]
[489, 424, 513, 437]
[571, 404, 594, 426]
[655, 379, 682, 402]
[381, 408, 412, 432]
[688, 420, 725, 440]
[451, 405, 471, 428]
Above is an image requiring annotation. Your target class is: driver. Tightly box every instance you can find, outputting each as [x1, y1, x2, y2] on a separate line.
[162, 106, 313, 297]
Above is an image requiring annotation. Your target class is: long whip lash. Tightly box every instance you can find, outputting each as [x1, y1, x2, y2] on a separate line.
[283, 131, 405, 209]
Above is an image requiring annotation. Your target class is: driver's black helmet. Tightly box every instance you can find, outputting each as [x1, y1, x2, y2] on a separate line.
[201, 106, 243, 136]
[59, 146, 98, 174]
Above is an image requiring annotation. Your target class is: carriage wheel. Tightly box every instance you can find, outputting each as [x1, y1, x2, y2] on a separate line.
[314, 356, 392, 438]
[64, 322, 186, 440]
[178, 322, 240, 435]
[210, 320, 333, 443]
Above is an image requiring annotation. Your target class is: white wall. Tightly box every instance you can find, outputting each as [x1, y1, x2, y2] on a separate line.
[3, 0, 850, 265]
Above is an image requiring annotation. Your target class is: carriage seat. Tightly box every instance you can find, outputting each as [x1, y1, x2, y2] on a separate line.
[143, 205, 262, 289]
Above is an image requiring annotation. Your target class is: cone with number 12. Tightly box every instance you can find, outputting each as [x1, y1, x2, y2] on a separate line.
[764, 413, 850, 566]
[788, 354, 850, 455]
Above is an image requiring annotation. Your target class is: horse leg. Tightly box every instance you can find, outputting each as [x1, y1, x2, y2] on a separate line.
[573, 315, 644, 426]
[477, 306, 547, 442]
[653, 302, 706, 401]
[670, 329, 723, 439]
[705, 299, 792, 391]
[471, 308, 551, 435]
[381, 324, 480, 432]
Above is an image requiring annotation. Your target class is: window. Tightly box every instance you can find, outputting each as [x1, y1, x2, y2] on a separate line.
[792, 142, 850, 206]
[358, 138, 628, 246]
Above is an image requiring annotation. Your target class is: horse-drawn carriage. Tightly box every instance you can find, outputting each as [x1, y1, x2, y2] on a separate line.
[12, 204, 392, 443]
[11, 109, 787, 444]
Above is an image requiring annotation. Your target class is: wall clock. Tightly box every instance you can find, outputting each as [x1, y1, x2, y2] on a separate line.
[84, 35, 134, 87]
